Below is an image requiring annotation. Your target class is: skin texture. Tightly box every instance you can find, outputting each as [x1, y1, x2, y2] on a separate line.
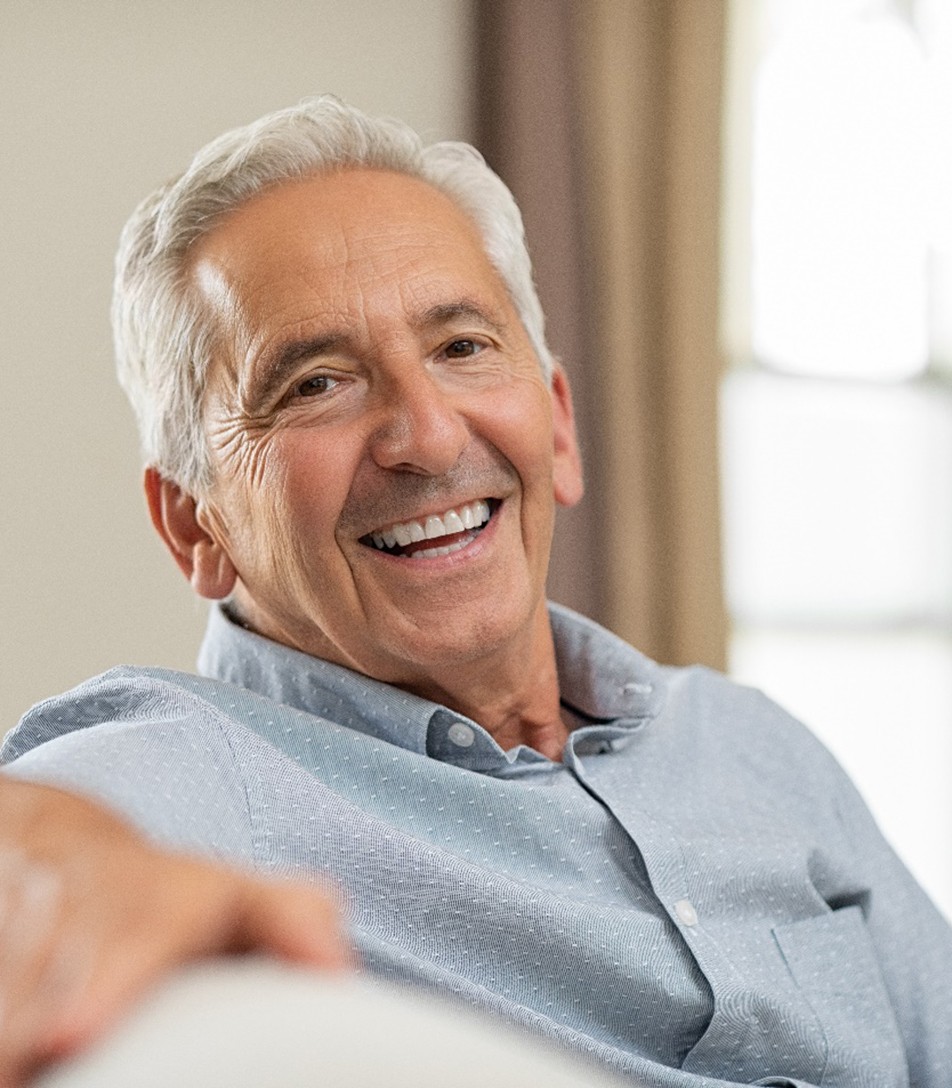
[150, 169, 583, 758]
[5, 168, 583, 1082]
[0, 780, 351, 1087]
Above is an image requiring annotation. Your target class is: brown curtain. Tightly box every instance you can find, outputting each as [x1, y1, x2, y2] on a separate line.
[475, 0, 728, 670]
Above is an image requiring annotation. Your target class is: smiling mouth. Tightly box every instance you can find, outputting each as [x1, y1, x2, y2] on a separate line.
[360, 499, 498, 559]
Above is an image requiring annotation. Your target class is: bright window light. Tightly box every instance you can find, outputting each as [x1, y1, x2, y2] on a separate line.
[723, 0, 952, 921]
[752, 0, 930, 379]
[721, 371, 952, 624]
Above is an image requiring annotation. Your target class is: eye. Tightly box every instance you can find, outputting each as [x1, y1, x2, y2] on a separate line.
[294, 374, 339, 398]
[443, 338, 482, 359]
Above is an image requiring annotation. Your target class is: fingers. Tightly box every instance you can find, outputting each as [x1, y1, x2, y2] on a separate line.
[0, 850, 94, 1087]
[0, 848, 104, 1088]
[38, 850, 356, 1061]
[0, 780, 354, 1086]
[226, 873, 356, 971]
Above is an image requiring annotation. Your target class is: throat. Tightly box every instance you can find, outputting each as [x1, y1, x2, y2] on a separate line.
[496, 715, 570, 762]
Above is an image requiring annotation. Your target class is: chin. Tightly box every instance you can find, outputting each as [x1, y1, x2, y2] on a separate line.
[386, 599, 538, 671]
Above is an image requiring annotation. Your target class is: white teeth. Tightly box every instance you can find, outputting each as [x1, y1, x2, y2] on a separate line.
[412, 537, 472, 559]
[368, 499, 493, 553]
[424, 515, 446, 540]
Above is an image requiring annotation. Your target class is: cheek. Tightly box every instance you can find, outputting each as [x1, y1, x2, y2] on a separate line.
[265, 434, 357, 549]
[207, 444, 301, 575]
[481, 383, 558, 548]
[482, 386, 554, 486]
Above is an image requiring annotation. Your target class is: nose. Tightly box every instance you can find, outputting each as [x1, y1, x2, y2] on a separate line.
[368, 367, 470, 475]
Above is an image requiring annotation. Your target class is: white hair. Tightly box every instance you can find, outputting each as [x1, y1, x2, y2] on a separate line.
[112, 95, 554, 493]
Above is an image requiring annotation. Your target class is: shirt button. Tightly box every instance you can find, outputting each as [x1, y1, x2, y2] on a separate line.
[622, 681, 653, 695]
[447, 722, 475, 748]
[674, 899, 699, 927]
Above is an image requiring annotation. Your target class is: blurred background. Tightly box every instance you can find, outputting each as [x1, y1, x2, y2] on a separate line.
[2, 0, 950, 917]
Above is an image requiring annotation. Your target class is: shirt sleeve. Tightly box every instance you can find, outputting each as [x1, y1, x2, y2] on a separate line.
[1, 669, 256, 867]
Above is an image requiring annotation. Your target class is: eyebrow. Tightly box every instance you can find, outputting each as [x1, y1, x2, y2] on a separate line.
[242, 299, 507, 413]
[243, 332, 346, 413]
[413, 300, 506, 336]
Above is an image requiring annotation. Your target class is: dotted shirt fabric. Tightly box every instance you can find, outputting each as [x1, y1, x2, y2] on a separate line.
[4, 604, 951, 1087]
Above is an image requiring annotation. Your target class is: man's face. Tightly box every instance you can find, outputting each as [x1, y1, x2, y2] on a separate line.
[186, 168, 582, 691]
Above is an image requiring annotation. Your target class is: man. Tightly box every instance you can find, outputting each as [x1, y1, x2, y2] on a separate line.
[2, 97, 951, 1086]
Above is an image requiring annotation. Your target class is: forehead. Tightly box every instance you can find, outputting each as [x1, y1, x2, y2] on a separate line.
[188, 169, 506, 338]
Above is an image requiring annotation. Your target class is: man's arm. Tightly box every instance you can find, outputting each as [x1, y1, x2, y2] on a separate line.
[0, 777, 352, 1088]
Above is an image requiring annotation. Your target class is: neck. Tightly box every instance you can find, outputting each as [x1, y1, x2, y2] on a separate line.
[397, 604, 569, 761]
[229, 596, 569, 761]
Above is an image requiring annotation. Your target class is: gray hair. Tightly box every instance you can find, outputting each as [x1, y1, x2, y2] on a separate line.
[112, 95, 553, 493]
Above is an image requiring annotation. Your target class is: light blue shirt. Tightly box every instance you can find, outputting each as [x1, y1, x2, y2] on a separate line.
[4, 604, 951, 1087]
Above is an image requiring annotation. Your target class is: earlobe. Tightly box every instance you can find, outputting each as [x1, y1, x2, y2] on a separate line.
[144, 468, 238, 600]
[550, 367, 584, 508]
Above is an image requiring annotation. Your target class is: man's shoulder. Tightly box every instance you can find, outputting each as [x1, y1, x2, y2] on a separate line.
[650, 657, 850, 804]
[2, 665, 269, 764]
[551, 602, 823, 752]
[1, 665, 272, 860]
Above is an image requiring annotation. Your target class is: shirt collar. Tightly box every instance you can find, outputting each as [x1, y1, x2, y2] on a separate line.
[197, 605, 438, 755]
[548, 602, 665, 724]
[197, 602, 665, 768]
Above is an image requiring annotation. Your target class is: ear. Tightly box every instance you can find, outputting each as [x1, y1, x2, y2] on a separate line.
[144, 467, 238, 600]
[550, 366, 584, 508]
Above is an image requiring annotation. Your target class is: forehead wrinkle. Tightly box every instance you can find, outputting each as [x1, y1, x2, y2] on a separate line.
[194, 173, 522, 417]
[382, 245, 511, 334]
[193, 206, 348, 367]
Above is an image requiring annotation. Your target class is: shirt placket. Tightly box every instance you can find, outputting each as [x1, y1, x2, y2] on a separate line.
[565, 736, 823, 1081]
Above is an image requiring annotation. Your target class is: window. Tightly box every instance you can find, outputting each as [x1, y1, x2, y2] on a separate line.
[721, 0, 952, 918]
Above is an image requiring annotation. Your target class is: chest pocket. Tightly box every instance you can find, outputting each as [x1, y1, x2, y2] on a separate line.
[772, 906, 908, 1087]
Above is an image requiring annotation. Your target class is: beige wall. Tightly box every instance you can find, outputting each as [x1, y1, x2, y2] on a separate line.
[0, 0, 473, 733]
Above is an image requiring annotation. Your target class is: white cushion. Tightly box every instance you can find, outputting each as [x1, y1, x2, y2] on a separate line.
[39, 959, 631, 1088]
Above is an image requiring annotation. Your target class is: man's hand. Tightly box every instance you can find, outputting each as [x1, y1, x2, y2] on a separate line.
[0, 778, 352, 1087]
